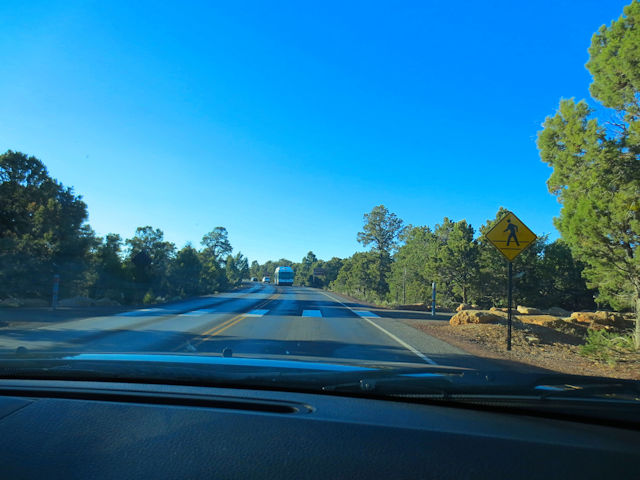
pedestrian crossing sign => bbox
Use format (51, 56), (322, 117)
(485, 211), (537, 261)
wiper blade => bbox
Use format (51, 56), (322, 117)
(322, 369), (477, 394)
(0, 355), (472, 392)
(531, 375), (640, 401)
(322, 370), (640, 401)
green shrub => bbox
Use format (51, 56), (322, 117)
(142, 290), (155, 305)
(580, 329), (636, 365)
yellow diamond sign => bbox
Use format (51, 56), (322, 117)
(485, 211), (537, 261)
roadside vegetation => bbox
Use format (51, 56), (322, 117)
(580, 330), (637, 366)
(0, 150), (249, 305)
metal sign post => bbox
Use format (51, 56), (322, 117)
(51, 274), (60, 310)
(431, 282), (436, 317)
(484, 211), (537, 351)
(403, 267), (406, 305)
(507, 262), (512, 350)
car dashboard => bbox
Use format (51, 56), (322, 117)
(0, 378), (636, 479)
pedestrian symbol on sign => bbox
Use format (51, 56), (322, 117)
(504, 219), (519, 247)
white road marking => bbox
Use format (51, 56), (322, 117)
(319, 291), (437, 365)
(302, 310), (322, 317)
(354, 310), (379, 318)
(246, 309), (269, 317)
(181, 308), (218, 317)
(116, 308), (167, 317)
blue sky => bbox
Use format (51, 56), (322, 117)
(0, 1), (630, 263)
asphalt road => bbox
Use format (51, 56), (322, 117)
(0, 284), (495, 369)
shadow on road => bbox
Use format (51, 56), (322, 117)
(0, 294), (257, 324)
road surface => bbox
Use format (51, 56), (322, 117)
(0, 284), (495, 369)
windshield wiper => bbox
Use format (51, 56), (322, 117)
(0, 355), (472, 392)
(531, 375), (640, 401)
(322, 370), (640, 400)
(322, 370), (481, 395)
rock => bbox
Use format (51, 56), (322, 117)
(592, 311), (627, 329)
(456, 303), (472, 312)
(516, 305), (543, 315)
(95, 297), (120, 306)
(570, 311), (627, 329)
(518, 315), (565, 328)
(0, 298), (22, 308)
(487, 307), (508, 318)
(525, 335), (540, 344)
(570, 311), (592, 324)
(58, 296), (96, 307)
(471, 304), (480, 309)
(449, 310), (502, 326)
(20, 298), (49, 307)
(546, 306), (571, 317)
(0, 298), (49, 308)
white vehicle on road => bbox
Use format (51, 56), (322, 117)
(274, 266), (294, 286)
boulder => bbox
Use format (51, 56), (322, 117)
(546, 306), (571, 317)
(592, 311), (627, 329)
(570, 311), (592, 324)
(456, 303), (472, 312)
(0, 298), (21, 308)
(516, 305), (543, 315)
(58, 296), (96, 307)
(449, 310), (502, 326)
(518, 315), (565, 328)
(570, 311), (627, 329)
(490, 307), (508, 313)
(20, 298), (49, 307)
(95, 297), (120, 307)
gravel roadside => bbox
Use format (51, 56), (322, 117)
(403, 318), (640, 380)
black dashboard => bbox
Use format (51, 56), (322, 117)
(0, 379), (636, 479)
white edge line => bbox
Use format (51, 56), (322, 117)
(319, 291), (437, 365)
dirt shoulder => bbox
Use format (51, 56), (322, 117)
(403, 316), (640, 380)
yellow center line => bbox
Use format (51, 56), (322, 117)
(178, 292), (280, 350)
(192, 313), (245, 346)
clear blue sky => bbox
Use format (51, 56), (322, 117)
(0, 1), (629, 264)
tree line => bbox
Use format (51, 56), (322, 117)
(0, 150), (249, 304)
(248, 253), (344, 289)
(327, 205), (595, 311)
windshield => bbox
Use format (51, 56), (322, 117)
(0, 0), (639, 410)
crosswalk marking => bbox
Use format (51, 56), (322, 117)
(117, 308), (171, 317)
(354, 310), (380, 318)
(302, 310), (322, 317)
(246, 309), (269, 317)
(181, 308), (217, 317)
